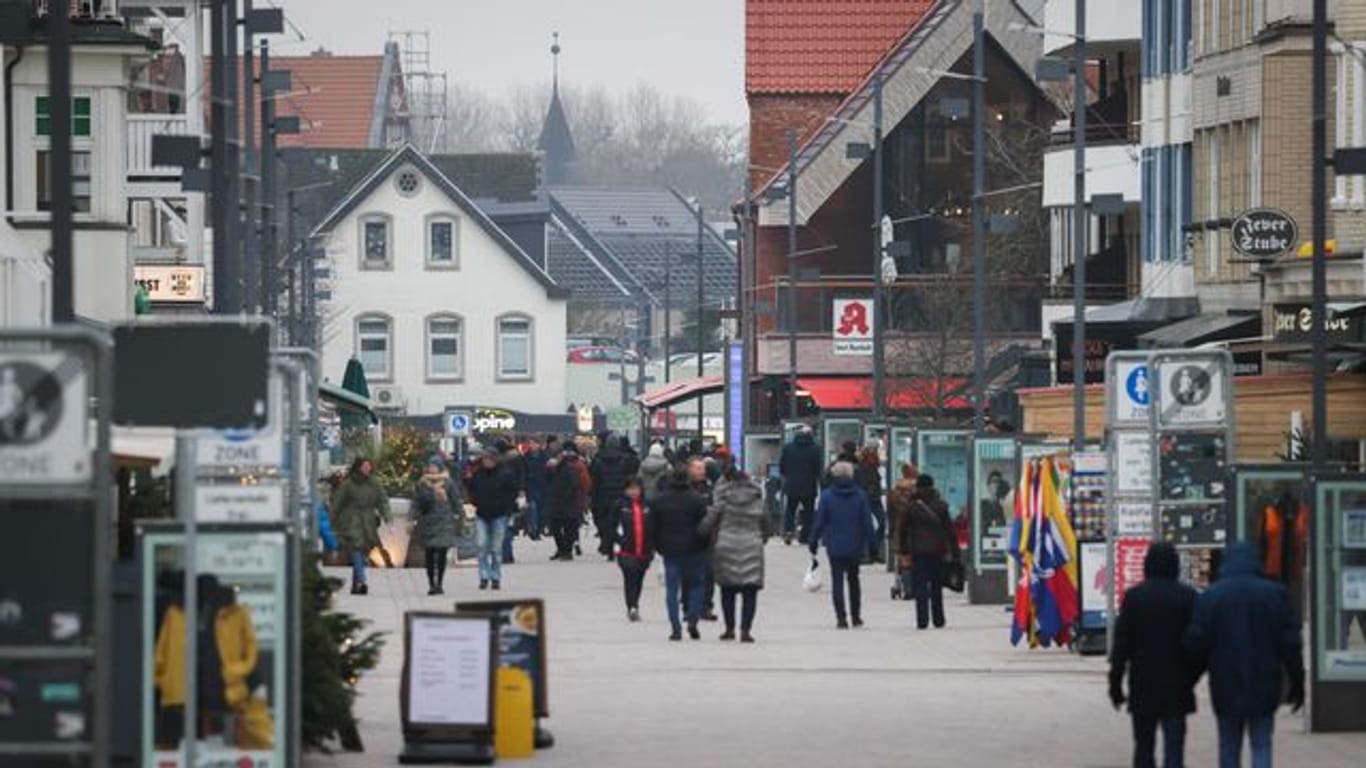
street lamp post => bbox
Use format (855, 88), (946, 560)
(971, 0), (987, 434)
(1311, 0), (1328, 469)
(1071, 0), (1088, 450)
(872, 74), (886, 419)
(695, 201), (706, 442)
(786, 129), (799, 421)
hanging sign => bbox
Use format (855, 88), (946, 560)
(133, 265), (207, 303)
(1230, 208), (1297, 260)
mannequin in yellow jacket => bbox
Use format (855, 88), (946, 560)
(154, 584), (260, 717)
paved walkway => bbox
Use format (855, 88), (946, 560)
(308, 537), (1366, 767)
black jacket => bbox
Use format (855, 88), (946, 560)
(590, 444), (636, 511)
(545, 457), (584, 521)
(779, 433), (823, 498)
(1109, 544), (1201, 717)
(855, 461), (883, 507)
(820, 452), (860, 490)
(649, 479), (709, 558)
(466, 462), (519, 521)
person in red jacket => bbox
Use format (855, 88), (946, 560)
(615, 477), (653, 622)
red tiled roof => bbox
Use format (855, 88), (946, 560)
(746, 0), (937, 95)
(210, 54), (389, 148)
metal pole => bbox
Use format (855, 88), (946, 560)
(241, 0), (258, 312)
(619, 302), (630, 406)
(285, 188), (297, 344)
(47, 8), (73, 321)
(971, 0), (987, 433)
(1311, 0), (1328, 469)
(872, 74), (886, 419)
(226, 0), (242, 312)
(174, 436), (199, 768)
(696, 202), (706, 441)
(210, 0), (235, 313)
(664, 257), (672, 383)
(303, 235), (316, 348)
(260, 39), (277, 318)
(786, 128), (799, 420)
(1072, 0), (1088, 450)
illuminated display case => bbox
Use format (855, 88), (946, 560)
(970, 437), (1016, 572)
(1313, 477), (1366, 683)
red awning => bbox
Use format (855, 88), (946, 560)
(797, 377), (972, 411)
(634, 376), (725, 410)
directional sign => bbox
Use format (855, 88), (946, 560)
(0, 353), (90, 484)
(1154, 354), (1230, 427)
(445, 410), (473, 438)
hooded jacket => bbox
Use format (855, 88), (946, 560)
(703, 476), (768, 588)
(467, 459), (520, 521)
(810, 478), (876, 560)
(413, 471), (462, 549)
(638, 446), (671, 502)
(648, 477), (709, 558)
(590, 442), (635, 511)
(779, 432), (823, 498)
(331, 472), (390, 550)
(1109, 543), (1200, 717)
(1185, 542), (1304, 718)
(900, 486), (957, 560)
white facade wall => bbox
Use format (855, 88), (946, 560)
(319, 163), (568, 417)
(7, 45), (140, 324)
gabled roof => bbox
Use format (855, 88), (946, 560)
(309, 144), (567, 298)
(746, 0), (937, 95)
(545, 214), (635, 302)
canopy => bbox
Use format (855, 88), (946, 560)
(797, 377), (972, 411)
(634, 376), (724, 410)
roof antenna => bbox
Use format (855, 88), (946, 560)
(551, 31), (561, 94)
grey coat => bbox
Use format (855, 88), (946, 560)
(638, 454), (671, 502)
(703, 477), (768, 588)
(413, 473), (462, 549)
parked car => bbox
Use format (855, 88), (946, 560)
(567, 345), (642, 364)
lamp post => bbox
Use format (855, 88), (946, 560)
(695, 199), (706, 442)
(971, 0), (987, 434)
(1071, 0), (1088, 451)
(871, 74), (886, 419)
(787, 129), (799, 421)
(1311, 0), (1328, 469)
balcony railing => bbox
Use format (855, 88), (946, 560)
(127, 113), (194, 179)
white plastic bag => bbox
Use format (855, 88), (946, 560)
(802, 558), (824, 593)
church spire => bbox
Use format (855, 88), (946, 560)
(538, 31), (576, 187)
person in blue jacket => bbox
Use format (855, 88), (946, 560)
(809, 461), (875, 629)
(1185, 541), (1304, 768)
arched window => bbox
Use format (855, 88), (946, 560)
(426, 314), (464, 380)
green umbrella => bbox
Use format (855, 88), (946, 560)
(340, 356), (371, 433)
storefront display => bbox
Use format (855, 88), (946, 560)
(822, 418), (861, 464)
(1229, 465), (1312, 619)
(140, 527), (290, 767)
(1313, 478), (1366, 683)
(971, 438), (1016, 572)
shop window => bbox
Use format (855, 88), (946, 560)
(426, 315), (463, 380)
(36, 150), (92, 213)
(497, 315), (533, 380)
(356, 314), (392, 380)
(427, 216), (458, 267)
(35, 96), (92, 137)
(359, 214), (391, 269)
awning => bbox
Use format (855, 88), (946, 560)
(1330, 302), (1366, 320)
(797, 377), (972, 411)
(1139, 312), (1260, 348)
(319, 381), (377, 422)
(634, 376), (724, 410)
(112, 427), (176, 472)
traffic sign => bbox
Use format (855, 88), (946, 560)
(0, 352), (91, 484)
(1153, 353), (1231, 426)
(446, 410), (473, 438)
(196, 370), (285, 470)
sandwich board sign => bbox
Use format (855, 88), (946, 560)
(0, 352), (91, 484)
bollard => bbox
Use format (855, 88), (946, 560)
(494, 666), (535, 759)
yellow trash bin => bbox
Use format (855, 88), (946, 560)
(494, 666), (535, 759)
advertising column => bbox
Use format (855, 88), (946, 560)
(1104, 352), (1157, 648)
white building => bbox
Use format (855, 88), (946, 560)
(2, 12), (154, 325)
(312, 144), (569, 417)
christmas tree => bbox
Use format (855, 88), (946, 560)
(301, 555), (385, 752)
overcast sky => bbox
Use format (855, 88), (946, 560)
(274, 0), (747, 125)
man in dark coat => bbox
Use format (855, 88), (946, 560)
(546, 446), (584, 561)
(649, 467), (711, 641)
(779, 425), (823, 545)
(521, 436), (552, 540)
(1186, 542), (1304, 768)
(1109, 542), (1200, 768)
(809, 462), (876, 629)
(589, 433), (634, 558)
(686, 457), (718, 621)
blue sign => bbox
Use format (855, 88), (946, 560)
(725, 342), (744, 466)
(1125, 365), (1149, 407)
(445, 410), (472, 438)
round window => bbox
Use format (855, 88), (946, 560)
(395, 169), (422, 197)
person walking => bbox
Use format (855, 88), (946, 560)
(779, 425), (823, 545)
(855, 444), (886, 562)
(522, 436), (552, 541)
(892, 473), (960, 629)
(413, 457), (462, 596)
(615, 477), (653, 622)
(331, 457), (390, 595)
(809, 462), (875, 629)
(649, 466), (710, 641)
(687, 457), (719, 621)
(1185, 542), (1304, 768)
(546, 444), (585, 561)
(1108, 542), (1200, 768)
(702, 465), (767, 643)
(638, 442), (671, 502)
(590, 433), (633, 558)
(466, 448), (519, 590)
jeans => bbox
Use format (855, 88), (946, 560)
(1131, 714), (1187, 768)
(619, 557), (648, 610)
(526, 491), (544, 539)
(1217, 715), (1273, 768)
(828, 556), (863, 622)
(475, 516), (507, 582)
(663, 553), (707, 632)
(502, 515), (516, 561)
(720, 585), (759, 632)
(911, 557), (946, 629)
(784, 493), (815, 540)
(349, 548), (368, 585)
(425, 547), (448, 589)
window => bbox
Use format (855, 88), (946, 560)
(426, 315), (463, 380)
(497, 315), (533, 380)
(924, 103), (952, 164)
(395, 168), (422, 197)
(356, 315), (392, 380)
(36, 150), (92, 212)
(427, 216), (458, 267)
(359, 215), (391, 269)
(35, 96), (91, 137)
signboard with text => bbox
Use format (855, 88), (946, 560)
(1230, 207), (1298, 260)
(133, 265), (207, 304)
(832, 298), (873, 356)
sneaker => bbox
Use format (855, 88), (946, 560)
(491, 581), (501, 591)
(628, 607), (641, 623)
(479, 579), (489, 590)
(836, 618), (849, 630)
(687, 623), (701, 641)
(719, 629), (736, 641)
(740, 631), (755, 644)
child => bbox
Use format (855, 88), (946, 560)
(615, 477), (653, 622)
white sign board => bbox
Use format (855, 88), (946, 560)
(445, 410), (472, 438)
(1114, 431), (1153, 495)
(1111, 360), (1150, 425)
(195, 483), (286, 523)
(407, 615), (492, 727)
(196, 372), (285, 469)
(1116, 502), (1154, 536)
(0, 353), (91, 484)
(832, 298), (874, 356)
(1154, 356), (1229, 426)
(133, 264), (206, 303)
